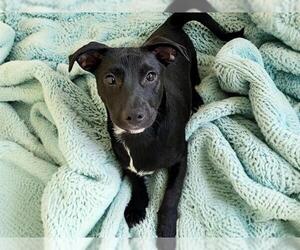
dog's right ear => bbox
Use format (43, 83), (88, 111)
(68, 42), (109, 73)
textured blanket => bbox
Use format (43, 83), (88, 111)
(0, 10), (300, 250)
(0, 0), (171, 12)
(0, 0), (299, 12)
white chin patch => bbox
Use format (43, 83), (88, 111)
(113, 124), (145, 135)
(128, 128), (145, 134)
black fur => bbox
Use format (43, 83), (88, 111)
(69, 13), (243, 238)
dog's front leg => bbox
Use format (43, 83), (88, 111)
(157, 153), (187, 238)
(124, 171), (149, 228)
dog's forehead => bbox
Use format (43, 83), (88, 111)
(108, 47), (156, 65)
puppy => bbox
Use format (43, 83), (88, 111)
(69, 13), (243, 237)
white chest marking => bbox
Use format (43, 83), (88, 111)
(123, 145), (154, 177)
(112, 124), (153, 176)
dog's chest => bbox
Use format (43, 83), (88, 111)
(122, 144), (155, 176)
(114, 132), (166, 176)
(110, 120), (182, 176)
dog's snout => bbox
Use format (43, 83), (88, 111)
(115, 95), (156, 131)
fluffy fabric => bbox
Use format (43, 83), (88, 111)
(0, 10), (300, 250)
(0, 0), (171, 12)
(209, 0), (300, 11)
(0, 22), (14, 63)
(1, 0), (299, 12)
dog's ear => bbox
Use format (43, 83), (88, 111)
(68, 42), (109, 73)
(143, 36), (190, 66)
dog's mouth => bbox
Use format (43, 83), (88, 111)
(113, 124), (145, 135)
(127, 128), (146, 134)
(112, 112), (157, 135)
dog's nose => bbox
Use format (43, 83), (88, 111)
(126, 113), (144, 122)
(125, 111), (145, 124)
(122, 108), (146, 125)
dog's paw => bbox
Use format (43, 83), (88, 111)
(157, 210), (177, 238)
(157, 222), (176, 238)
(124, 204), (147, 228)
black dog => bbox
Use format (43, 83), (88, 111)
(69, 13), (243, 237)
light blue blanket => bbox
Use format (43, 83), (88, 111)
(0, 10), (300, 250)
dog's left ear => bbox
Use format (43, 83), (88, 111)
(143, 36), (190, 66)
(68, 41), (109, 73)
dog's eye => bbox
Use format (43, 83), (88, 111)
(146, 72), (157, 82)
(104, 74), (116, 85)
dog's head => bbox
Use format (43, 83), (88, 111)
(69, 38), (189, 134)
